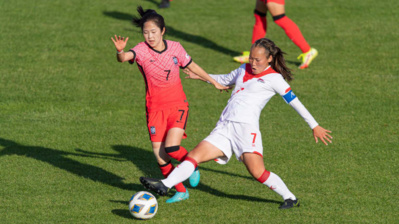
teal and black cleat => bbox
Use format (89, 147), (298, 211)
(166, 190), (189, 203)
(279, 199), (300, 209)
(189, 167), (200, 187)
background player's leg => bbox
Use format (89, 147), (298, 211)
(267, 2), (311, 53)
(233, 0), (267, 64)
(252, 0), (268, 44)
(267, 2), (317, 69)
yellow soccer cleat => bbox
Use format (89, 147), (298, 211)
(297, 48), (318, 69)
(233, 51), (250, 64)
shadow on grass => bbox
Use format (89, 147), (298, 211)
(106, 145), (281, 205)
(103, 11), (240, 56)
(286, 60), (301, 68)
(0, 137), (142, 191)
(196, 182), (281, 204)
(111, 209), (133, 220)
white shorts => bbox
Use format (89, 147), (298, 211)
(204, 121), (263, 164)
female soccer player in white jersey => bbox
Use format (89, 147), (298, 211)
(111, 6), (228, 204)
(140, 38), (332, 209)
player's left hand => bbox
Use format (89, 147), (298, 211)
(312, 125), (332, 145)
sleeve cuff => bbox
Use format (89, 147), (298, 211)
(180, 58), (193, 69)
(128, 50), (136, 64)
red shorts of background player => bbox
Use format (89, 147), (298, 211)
(260, 0), (285, 5)
(146, 106), (189, 142)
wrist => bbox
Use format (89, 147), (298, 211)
(117, 49), (124, 54)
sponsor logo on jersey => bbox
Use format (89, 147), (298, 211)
(185, 53), (190, 59)
(173, 57), (178, 65)
(150, 126), (156, 135)
(150, 59), (155, 62)
(257, 78), (265, 83)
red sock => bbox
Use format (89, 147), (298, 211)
(252, 11), (267, 44)
(274, 15), (311, 53)
(159, 162), (186, 192)
(165, 146), (188, 162)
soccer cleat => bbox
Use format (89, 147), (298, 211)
(279, 199), (300, 209)
(189, 167), (200, 187)
(297, 48), (318, 69)
(233, 51), (250, 64)
(158, 0), (170, 8)
(140, 177), (170, 196)
(165, 190), (189, 203)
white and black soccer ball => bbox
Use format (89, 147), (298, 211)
(129, 191), (158, 220)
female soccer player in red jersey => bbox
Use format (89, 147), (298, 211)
(111, 6), (228, 203)
(140, 38), (332, 209)
(234, 0), (318, 69)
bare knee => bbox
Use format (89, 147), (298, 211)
(242, 152), (266, 179)
(152, 142), (170, 164)
(266, 2), (285, 16)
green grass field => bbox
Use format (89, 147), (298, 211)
(1, 0), (398, 223)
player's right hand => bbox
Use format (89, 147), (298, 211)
(111, 35), (129, 51)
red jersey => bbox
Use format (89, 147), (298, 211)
(129, 40), (192, 112)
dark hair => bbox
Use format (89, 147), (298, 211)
(132, 6), (166, 33)
(252, 38), (293, 81)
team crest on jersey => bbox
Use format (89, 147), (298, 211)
(172, 57), (178, 65)
(150, 126), (156, 135)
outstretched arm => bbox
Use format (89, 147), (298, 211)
(111, 35), (134, 63)
(185, 62), (229, 91)
(272, 76), (333, 146)
(289, 98), (332, 145)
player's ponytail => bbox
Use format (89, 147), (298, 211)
(132, 6), (166, 33)
(253, 38), (293, 81)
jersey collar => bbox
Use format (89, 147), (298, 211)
(145, 40), (168, 54)
(243, 64), (276, 83)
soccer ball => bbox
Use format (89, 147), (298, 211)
(129, 191), (158, 220)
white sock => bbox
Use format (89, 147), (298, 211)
(263, 172), (296, 200)
(161, 161), (195, 188)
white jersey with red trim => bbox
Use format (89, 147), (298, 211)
(209, 64), (318, 129)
